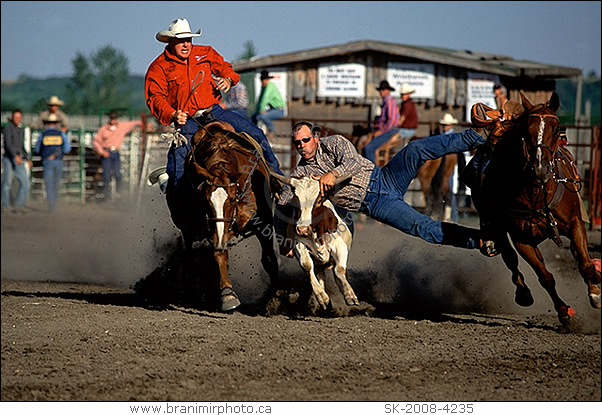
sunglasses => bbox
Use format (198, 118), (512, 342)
(293, 136), (312, 147)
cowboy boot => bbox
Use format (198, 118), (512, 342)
(470, 103), (503, 141)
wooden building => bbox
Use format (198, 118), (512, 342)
(234, 40), (582, 137)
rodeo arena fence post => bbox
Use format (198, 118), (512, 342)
(1, 112), (600, 229)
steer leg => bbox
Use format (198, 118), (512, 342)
(296, 243), (330, 309)
(330, 238), (360, 306)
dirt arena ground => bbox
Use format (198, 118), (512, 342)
(1, 195), (600, 402)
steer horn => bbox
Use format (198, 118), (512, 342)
(269, 171), (291, 185)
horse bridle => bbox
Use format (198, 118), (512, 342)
(527, 112), (559, 174)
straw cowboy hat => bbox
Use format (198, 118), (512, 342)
(43, 113), (59, 123)
(156, 18), (202, 43)
(439, 113), (458, 125)
(399, 83), (416, 95)
(376, 80), (395, 91)
(47, 96), (64, 106)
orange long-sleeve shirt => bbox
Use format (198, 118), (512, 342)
(145, 45), (240, 126)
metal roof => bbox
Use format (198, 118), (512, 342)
(233, 40), (582, 79)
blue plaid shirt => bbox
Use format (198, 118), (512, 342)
(278, 135), (375, 211)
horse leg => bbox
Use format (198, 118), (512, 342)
(256, 226), (280, 303)
(513, 241), (575, 324)
(214, 250), (240, 312)
(497, 233), (534, 307)
(567, 221), (601, 309)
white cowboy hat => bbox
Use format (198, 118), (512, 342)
(43, 113), (59, 123)
(399, 83), (415, 95)
(156, 18), (202, 43)
(47, 96), (64, 106)
(439, 113), (458, 125)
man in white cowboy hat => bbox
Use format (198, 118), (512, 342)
(145, 18), (283, 185)
(145, 17), (283, 226)
(31, 95), (70, 132)
(397, 82), (418, 138)
(438, 113), (465, 222)
(33, 113), (71, 212)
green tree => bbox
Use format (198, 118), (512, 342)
(237, 41), (257, 112)
(237, 40), (257, 60)
(65, 45), (132, 115)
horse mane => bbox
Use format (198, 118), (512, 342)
(190, 121), (269, 177)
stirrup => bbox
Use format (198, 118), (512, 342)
(147, 166), (167, 186)
(480, 240), (500, 257)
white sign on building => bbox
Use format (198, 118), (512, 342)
(386, 62), (435, 100)
(254, 69), (288, 115)
(465, 72), (499, 122)
(317, 63), (366, 98)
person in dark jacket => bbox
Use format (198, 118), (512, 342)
(1, 109), (32, 213)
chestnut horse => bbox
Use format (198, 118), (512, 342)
(170, 121), (279, 312)
(475, 92), (600, 324)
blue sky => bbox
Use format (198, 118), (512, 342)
(1, 1), (600, 80)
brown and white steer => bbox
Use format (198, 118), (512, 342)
(280, 176), (360, 310)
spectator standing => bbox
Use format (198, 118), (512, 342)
(31, 96), (70, 132)
(438, 113), (463, 222)
(220, 81), (249, 118)
(34, 114), (71, 212)
(252, 70), (285, 140)
(93, 111), (143, 201)
(1, 109), (32, 214)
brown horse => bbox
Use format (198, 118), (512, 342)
(170, 121), (279, 312)
(475, 92), (601, 324)
(416, 153), (457, 220)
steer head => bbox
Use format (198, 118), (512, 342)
(271, 173), (342, 241)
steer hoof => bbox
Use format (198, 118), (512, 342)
(221, 287), (241, 312)
(345, 295), (360, 307)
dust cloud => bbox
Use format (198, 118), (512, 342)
(2, 197), (600, 332)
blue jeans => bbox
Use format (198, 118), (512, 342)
(42, 158), (64, 212)
(359, 129), (485, 248)
(167, 105), (283, 186)
(252, 108), (284, 133)
(1, 156), (29, 208)
(364, 128), (416, 163)
(101, 151), (121, 200)
(229, 108), (248, 119)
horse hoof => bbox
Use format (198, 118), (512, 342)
(515, 289), (534, 307)
(558, 306), (577, 325)
(221, 288), (241, 312)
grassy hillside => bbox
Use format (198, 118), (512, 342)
(1, 74), (148, 115)
(2, 75), (600, 125)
